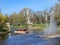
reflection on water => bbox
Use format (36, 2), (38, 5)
(0, 34), (9, 40)
(0, 33), (60, 45)
(0, 28), (60, 45)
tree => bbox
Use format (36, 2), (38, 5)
(9, 13), (18, 24)
(54, 3), (60, 25)
(20, 8), (33, 21)
(0, 12), (7, 28)
(17, 12), (26, 24)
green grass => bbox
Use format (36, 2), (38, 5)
(0, 28), (8, 32)
(10, 24), (60, 34)
(19, 25), (27, 29)
(11, 24), (27, 29)
(32, 24), (46, 33)
(11, 23), (46, 29)
(32, 23), (46, 29)
(58, 25), (60, 28)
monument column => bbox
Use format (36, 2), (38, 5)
(6, 22), (10, 32)
(26, 9), (33, 34)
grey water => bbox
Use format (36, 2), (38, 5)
(44, 10), (57, 35)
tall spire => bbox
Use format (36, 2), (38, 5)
(27, 9), (30, 24)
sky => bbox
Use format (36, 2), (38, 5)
(0, 0), (58, 15)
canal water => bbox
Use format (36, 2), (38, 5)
(0, 28), (60, 45)
(0, 33), (60, 45)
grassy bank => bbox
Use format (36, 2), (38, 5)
(32, 23), (46, 29)
(0, 28), (8, 32)
(11, 24), (60, 33)
(11, 24), (27, 29)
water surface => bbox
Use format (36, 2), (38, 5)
(0, 34), (60, 45)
